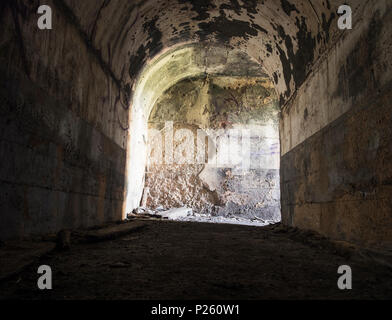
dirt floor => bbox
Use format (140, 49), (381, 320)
(0, 220), (391, 300)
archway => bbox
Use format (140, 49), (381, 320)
(125, 44), (281, 225)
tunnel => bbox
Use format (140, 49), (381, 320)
(0, 0), (392, 300)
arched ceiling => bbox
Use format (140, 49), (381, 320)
(134, 44), (269, 119)
(62, 0), (362, 105)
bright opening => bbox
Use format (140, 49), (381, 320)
(125, 45), (281, 226)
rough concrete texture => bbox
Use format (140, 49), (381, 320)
(55, 0), (346, 104)
(0, 0), (128, 239)
(146, 76), (280, 221)
(280, 0), (392, 246)
(0, 0), (391, 247)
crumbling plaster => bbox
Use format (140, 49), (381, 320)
(61, 0), (350, 105)
(145, 75), (281, 221)
(1, 0), (391, 245)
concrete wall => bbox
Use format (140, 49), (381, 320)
(2, 0), (391, 246)
(0, 0), (128, 239)
(146, 76), (281, 221)
(280, 1), (392, 246)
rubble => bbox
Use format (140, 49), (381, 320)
(160, 207), (193, 219)
(128, 206), (275, 227)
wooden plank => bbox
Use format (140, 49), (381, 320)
(80, 221), (147, 243)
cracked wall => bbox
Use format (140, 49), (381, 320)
(145, 76), (280, 221)
(0, 0), (128, 239)
(280, 1), (392, 245)
(0, 0), (391, 246)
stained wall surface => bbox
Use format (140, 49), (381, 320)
(280, 1), (392, 245)
(0, 0), (128, 239)
(1, 0), (391, 245)
(146, 76), (280, 221)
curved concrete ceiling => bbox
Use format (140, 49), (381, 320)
(61, 0), (362, 105)
(134, 44), (268, 118)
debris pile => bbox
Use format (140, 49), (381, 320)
(127, 206), (274, 226)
